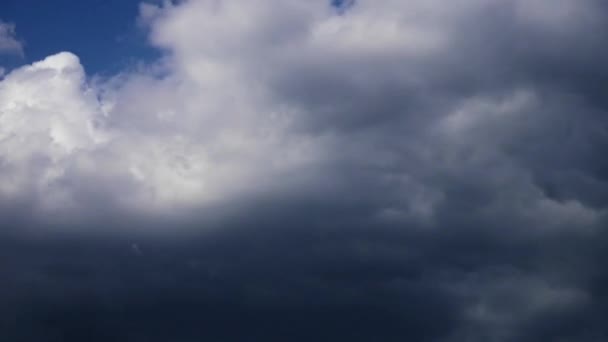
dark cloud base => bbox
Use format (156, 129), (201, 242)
(2, 202), (607, 342)
(2, 227), (455, 342)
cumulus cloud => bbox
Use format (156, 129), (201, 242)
(2, 0), (608, 341)
(0, 41), (325, 224)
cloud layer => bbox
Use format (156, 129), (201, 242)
(2, 0), (608, 341)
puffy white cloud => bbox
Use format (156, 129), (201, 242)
(1, 0), (606, 229)
(0, 50), (326, 221)
(0, 53), (102, 204)
(0, 4), (332, 222)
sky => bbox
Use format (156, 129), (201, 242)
(0, 0), (158, 73)
(1, 1), (608, 341)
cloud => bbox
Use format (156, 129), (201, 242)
(0, 20), (23, 55)
(1, 0), (608, 341)
(0, 46), (326, 225)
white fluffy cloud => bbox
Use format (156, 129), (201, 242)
(0, 52), (324, 221)
(0, 2), (335, 222)
(0, 0), (605, 228)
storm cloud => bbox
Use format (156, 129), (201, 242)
(1, 0), (608, 341)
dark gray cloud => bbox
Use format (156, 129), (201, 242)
(2, 0), (608, 341)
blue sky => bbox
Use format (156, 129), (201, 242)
(0, 0), (159, 74)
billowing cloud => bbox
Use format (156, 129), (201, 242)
(2, 1), (608, 341)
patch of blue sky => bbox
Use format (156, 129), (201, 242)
(0, 0), (160, 75)
(331, 0), (356, 14)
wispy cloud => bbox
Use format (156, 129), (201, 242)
(0, 20), (23, 55)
